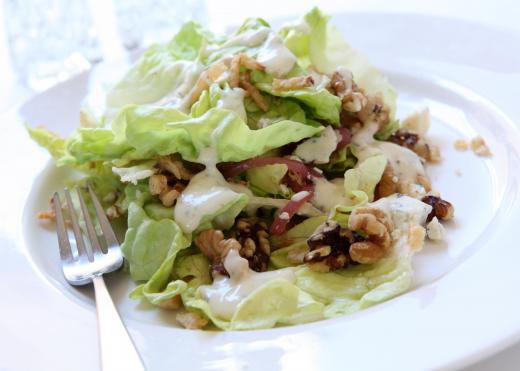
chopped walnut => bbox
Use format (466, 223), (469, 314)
(195, 229), (239, 261)
(151, 156), (192, 207)
(157, 156), (193, 180)
(272, 75), (314, 91)
(158, 295), (182, 310)
(389, 131), (441, 163)
(240, 72), (269, 111)
(37, 196), (65, 221)
(195, 229), (241, 279)
(149, 174), (168, 195)
(470, 136), (492, 156)
(454, 139), (468, 151)
(233, 218), (271, 272)
(159, 188), (180, 207)
(304, 220), (352, 272)
(176, 312), (208, 330)
(329, 70), (367, 113)
(37, 210), (55, 220)
(348, 207), (394, 264)
(375, 163), (398, 199)
(421, 195), (454, 222)
(375, 163), (431, 200)
(357, 94), (390, 128)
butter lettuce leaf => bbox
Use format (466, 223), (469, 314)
(252, 71), (341, 124)
(295, 241), (413, 317)
(182, 278), (323, 330)
(121, 202), (190, 282)
(246, 164), (289, 197)
(279, 7), (397, 118)
(106, 21), (211, 108)
(344, 154), (387, 202)
(27, 126), (66, 158)
(62, 106), (322, 165)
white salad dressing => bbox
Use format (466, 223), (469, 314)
(312, 177), (347, 211)
(256, 32), (297, 77)
(294, 126), (340, 164)
(174, 146), (247, 233)
(352, 121), (426, 187)
(200, 249), (295, 320)
(174, 166), (243, 233)
(216, 87), (247, 122)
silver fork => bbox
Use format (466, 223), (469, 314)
(53, 184), (145, 371)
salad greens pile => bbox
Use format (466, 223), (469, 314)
(29, 8), (450, 330)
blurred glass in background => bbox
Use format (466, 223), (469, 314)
(114, 0), (207, 50)
(5, 0), (100, 91)
(3, 0), (207, 91)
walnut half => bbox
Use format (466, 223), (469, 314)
(303, 220), (352, 272)
(348, 207), (394, 264)
(232, 218), (271, 272)
(421, 195), (454, 222)
(195, 229), (241, 279)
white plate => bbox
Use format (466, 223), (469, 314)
(2, 12), (520, 371)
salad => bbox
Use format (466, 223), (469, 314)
(29, 8), (454, 330)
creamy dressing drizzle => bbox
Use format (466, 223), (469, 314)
(174, 166), (242, 233)
(256, 32), (297, 77)
(294, 126), (339, 164)
(352, 121), (426, 185)
(216, 87), (247, 122)
(312, 177), (347, 211)
(200, 249), (295, 320)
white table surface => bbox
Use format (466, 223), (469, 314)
(0, 0), (518, 369)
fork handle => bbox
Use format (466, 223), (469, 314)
(93, 276), (146, 371)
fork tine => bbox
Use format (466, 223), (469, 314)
(87, 183), (119, 248)
(76, 188), (104, 256)
(64, 188), (91, 261)
(52, 193), (72, 262)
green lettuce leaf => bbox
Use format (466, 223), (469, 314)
(295, 243), (413, 317)
(64, 106), (323, 165)
(328, 154), (387, 225)
(245, 95), (308, 129)
(344, 154), (387, 202)
(106, 21), (212, 108)
(270, 216), (328, 268)
(318, 144), (357, 177)
(173, 253), (212, 287)
(270, 215), (328, 248)
(279, 7), (397, 118)
(374, 120), (400, 141)
(182, 278), (323, 330)
(246, 164), (289, 196)
(121, 202), (190, 282)
(27, 126), (66, 158)
(252, 71), (341, 124)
